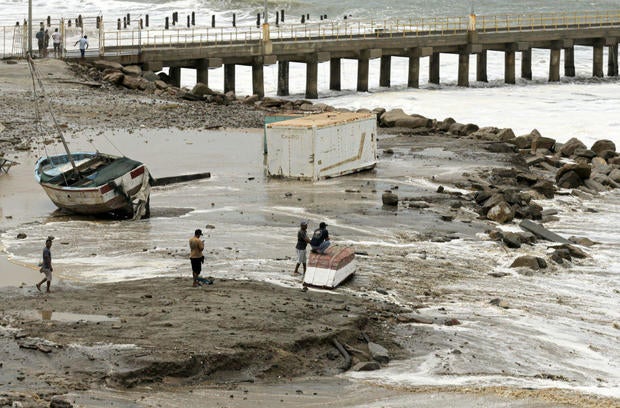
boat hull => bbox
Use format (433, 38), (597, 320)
(303, 246), (356, 289)
(35, 153), (151, 217)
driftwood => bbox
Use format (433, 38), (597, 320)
(331, 338), (351, 370)
(151, 172), (211, 187)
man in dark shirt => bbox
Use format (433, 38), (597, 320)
(310, 222), (331, 254)
(294, 221), (310, 275)
(36, 237), (53, 293)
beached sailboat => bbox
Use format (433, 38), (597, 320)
(28, 57), (151, 219)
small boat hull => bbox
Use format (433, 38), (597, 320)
(35, 153), (151, 217)
(303, 246), (356, 289)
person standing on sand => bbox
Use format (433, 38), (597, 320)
(294, 220), (310, 276)
(35, 27), (45, 57)
(36, 237), (53, 293)
(310, 222), (331, 254)
(43, 29), (50, 57)
(74, 35), (88, 58)
(51, 28), (61, 58)
(189, 229), (205, 287)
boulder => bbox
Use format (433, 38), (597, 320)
(191, 82), (214, 97)
(379, 109), (410, 127)
(382, 192), (399, 206)
(501, 232), (522, 248)
(558, 137), (587, 157)
(243, 95), (260, 105)
(487, 201), (514, 224)
(551, 244), (588, 259)
(609, 168), (620, 183)
(352, 361), (382, 371)
(496, 128), (516, 141)
(591, 139), (616, 155)
(583, 178), (607, 193)
(568, 236), (597, 247)
(556, 163), (591, 182)
(154, 80), (169, 90)
(93, 60), (123, 71)
(121, 75), (142, 90)
(142, 70), (159, 82)
(448, 122), (467, 136)
(300, 103), (322, 112)
(393, 116), (432, 129)
(368, 342), (390, 363)
(557, 171), (583, 188)
(261, 97), (285, 108)
(510, 255), (547, 270)
(121, 65), (142, 76)
(490, 298), (510, 309)
(103, 71), (124, 85)
(531, 180), (555, 198)
(512, 134), (534, 149)
(437, 117), (456, 131)
(531, 135), (556, 152)
(574, 148), (597, 160)
(50, 396), (74, 408)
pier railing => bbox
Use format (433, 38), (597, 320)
(3, 10), (620, 58)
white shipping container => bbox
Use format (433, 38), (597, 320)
(266, 112), (377, 181)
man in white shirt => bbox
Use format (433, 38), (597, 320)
(51, 28), (61, 58)
(74, 35), (88, 58)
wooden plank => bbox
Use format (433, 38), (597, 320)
(519, 219), (571, 244)
(151, 172), (211, 187)
(0, 157), (19, 174)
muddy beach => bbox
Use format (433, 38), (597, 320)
(1, 59), (619, 408)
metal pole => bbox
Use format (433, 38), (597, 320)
(264, 0), (268, 25)
(28, 0), (32, 55)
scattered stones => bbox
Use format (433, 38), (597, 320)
(489, 298), (510, 309)
(16, 233), (26, 239)
(368, 342), (390, 363)
(444, 318), (461, 326)
(352, 361), (381, 371)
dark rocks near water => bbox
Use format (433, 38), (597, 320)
(510, 255), (547, 270)
(381, 191), (399, 206)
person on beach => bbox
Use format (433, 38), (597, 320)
(43, 29), (50, 57)
(294, 220), (311, 276)
(36, 237), (53, 293)
(74, 35), (88, 58)
(310, 222), (331, 254)
(189, 229), (205, 287)
(35, 28), (45, 57)
(51, 28), (61, 58)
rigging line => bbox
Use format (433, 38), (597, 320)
(102, 133), (126, 157)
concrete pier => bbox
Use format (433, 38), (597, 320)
(429, 52), (440, 84)
(505, 50), (516, 84)
(476, 50), (487, 82)
(224, 64), (235, 93)
(85, 12), (620, 99)
(277, 60), (289, 96)
(458, 51), (469, 87)
(330, 58), (341, 90)
(564, 47), (575, 77)
(608, 43), (618, 76)
(593, 40), (604, 78)
(380, 56), (391, 87)
(521, 49), (532, 80)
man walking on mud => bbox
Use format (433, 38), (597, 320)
(189, 229), (205, 287)
(36, 237), (53, 293)
(294, 220), (310, 276)
(74, 35), (88, 58)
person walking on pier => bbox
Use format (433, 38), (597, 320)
(74, 35), (88, 58)
(35, 28), (45, 57)
(51, 28), (61, 58)
(36, 237), (54, 293)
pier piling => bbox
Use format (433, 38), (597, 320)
(277, 61), (289, 96)
(330, 58), (341, 90)
(379, 56), (391, 87)
(429, 52), (440, 84)
(476, 50), (487, 82)
(224, 64), (235, 93)
(521, 49), (532, 80)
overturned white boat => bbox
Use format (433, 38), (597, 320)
(35, 152), (151, 218)
(303, 246), (356, 289)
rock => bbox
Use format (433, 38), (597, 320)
(531, 180), (555, 198)
(552, 244), (588, 259)
(584, 178), (607, 193)
(556, 163), (591, 182)
(243, 95), (260, 105)
(512, 134), (534, 149)
(381, 192), (398, 206)
(444, 318), (461, 326)
(591, 139), (616, 156)
(261, 97), (285, 108)
(393, 115), (432, 129)
(501, 232), (522, 248)
(558, 137), (587, 157)
(93, 60), (123, 71)
(568, 236), (597, 247)
(510, 255), (547, 270)
(489, 298), (510, 309)
(154, 80), (169, 90)
(531, 134), (556, 151)
(574, 148), (597, 160)
(102, 71), (124, 85)
(16, 233), (27, 239)
(142, 70), (159, 82)
(191, 82), (214, 97)
(488, 272), (510, 278)
(496, 128), (516, 141)
(448, 122), (467, 136)
(376, 288), (389, 295)
(609, 169), (620, 183)
(300, 103), (322, 112)
(557, 170), (583, 188)
(50, 396), (73, 408)
(397, 313), (433, 324)
(205, 224), (215, 229)
(437, 117), (456, 131)
(352, 361), (381, 371)
(551, 248), (571, 263)
(379, 108), (409, 127)
(121, 75), (143, 90)
(121, 65), (142, 76)
(486, 202), (514, 224)
(368, 342), (390, 363)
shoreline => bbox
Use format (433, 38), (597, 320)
(1, 59), (619, 407)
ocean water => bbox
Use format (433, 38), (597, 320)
(1, 0), (620, 402)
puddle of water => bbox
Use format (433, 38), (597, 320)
(28, 310), (120, 323)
